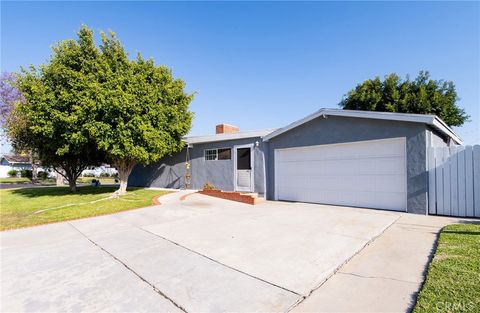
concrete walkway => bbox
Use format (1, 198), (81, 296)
(292, 213), (473, 312)
(1, 190), (476, 312)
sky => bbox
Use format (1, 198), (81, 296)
(1, 1), (479, 154)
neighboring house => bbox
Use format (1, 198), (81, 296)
(81, 164), (118, 177)
(0, 155), (115, 179)
(129, 108), (462, 215)
(0, 155), (32, 178)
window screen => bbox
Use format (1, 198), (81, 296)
(204, 149), (217, 161)
(218, 148), (231, 160)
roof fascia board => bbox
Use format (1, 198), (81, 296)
(185, 130), (276, 146)
(263, 108), (462, 144)
(325, 109), (435, 124)
(263, 109), (324, 142)
(432, 118), (463, 145)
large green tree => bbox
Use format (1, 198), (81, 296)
(92, 30), (194, 194)
(14, 27), (106, 191)
(0, 72), (39, 183)
(340, 71), (469, 126)
(14, 25), (193, 194)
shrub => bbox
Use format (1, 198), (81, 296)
(203, 182), (216, 190)
(83, 173), (95, 177)
(99, 172), (110, 178)
(37, 171), (49, 180)
(7, 169), (18, 177)
(20, 169), (32, 178)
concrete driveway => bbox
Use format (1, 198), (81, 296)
(1, 191), (469, 312)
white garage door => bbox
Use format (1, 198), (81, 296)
(275, 138), (407, 211)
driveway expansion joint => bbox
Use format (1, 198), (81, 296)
(101, 207), (301, 297)
(139, 227), (302, 297)
(286, 215), (402, 312)
(67, 222), (189, 313)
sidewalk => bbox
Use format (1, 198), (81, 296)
(292, 214), (472, 313)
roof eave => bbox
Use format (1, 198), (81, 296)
(184, 129), (278, 146)
(262, 108), (462, 144)
(432, 117), (463, 145)
(263, 109), (324, 142)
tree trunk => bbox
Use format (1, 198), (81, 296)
(68, 179), (77, 192)
(55, 167), (65, 186)
(54, 167), (77, 192)
(56, 173), (64, 186)
(114, 158), (136, 195)
(29, 151), (38, 183)
(63, 170), (78, 192)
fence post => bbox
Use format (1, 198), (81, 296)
(457, 146), (466, 217)
(473, 145), (480, 217)
(435, 147), (444, 215)
(465, 146), (474, 217)
(428, 147), (436, 215)
(443, 147), (452, 216)
(450, 146), (459, 216)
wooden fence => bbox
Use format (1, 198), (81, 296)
(428, 145), (480, 217)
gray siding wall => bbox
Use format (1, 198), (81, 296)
(129, 137), (267, 195)
(429, 129), (450, 148)
(129, 149), (187, 189)
(266, 116), (428, 214)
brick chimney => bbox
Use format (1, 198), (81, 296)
(216, 123), (239, 134)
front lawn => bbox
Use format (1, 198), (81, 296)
(76, 177), (118, 185)
(414, 223), (480, 313)
(0, 177), (57, 185)
(0, 186), (170, 231)
(0, 177), (32, 183)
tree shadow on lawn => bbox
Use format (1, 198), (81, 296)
(8, 186), (140, 198)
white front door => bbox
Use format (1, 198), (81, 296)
(274, 138), (407, 211)
(234, 144), (254, 192)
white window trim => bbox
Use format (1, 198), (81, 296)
(204, 148), (232, 161)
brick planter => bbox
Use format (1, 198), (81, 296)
(199, 189), (258, 205)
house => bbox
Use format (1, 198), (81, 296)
(0, 155), (32, 178)
(129, 109), (462, 214)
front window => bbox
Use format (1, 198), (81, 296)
(204, 149), (217, 160)
(204, 148), (231, 161)
(218, 148), (231, 160)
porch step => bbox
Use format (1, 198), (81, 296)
(199, 190), (263, 205)
(240, 192), (259, 198)
(240, 193), (265, 204)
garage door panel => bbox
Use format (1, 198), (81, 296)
(372, 175), (407, 192)
(279, 152), (405, 162)
(279, 140), (405, 162)
(278, 187), (405, 211)
(355, 191), (405, 211)
(279, 174), (406, 193)
(279, 175), (405, 194)
(279, 157), (405, 176)
(275, 138), (407, 211)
